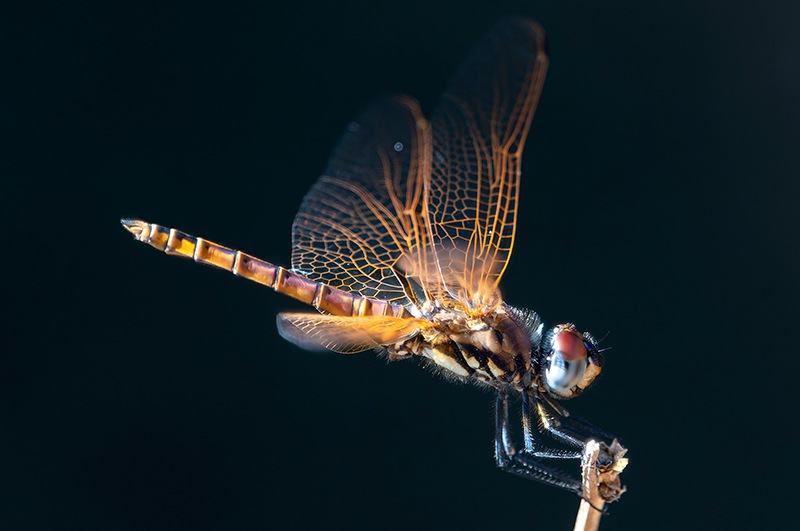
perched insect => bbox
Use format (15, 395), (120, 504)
(123, 17), (619, 493)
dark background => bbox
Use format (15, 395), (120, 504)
(5, 0), (799, 529)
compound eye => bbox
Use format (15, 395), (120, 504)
(544, 329), (588, 397)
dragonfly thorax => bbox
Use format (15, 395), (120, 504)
(397, 304), (540, 388)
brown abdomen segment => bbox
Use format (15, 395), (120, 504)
(121, 219), (412, 319)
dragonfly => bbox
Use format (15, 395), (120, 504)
(123, 17), (618, 494)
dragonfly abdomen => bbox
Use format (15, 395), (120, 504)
(121, 219), (412, 319)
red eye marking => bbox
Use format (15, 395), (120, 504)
(553, 329), (587, 361)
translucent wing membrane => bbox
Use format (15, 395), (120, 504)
(292, 18), (546, 319)
(428, 18), (548, 311)
(291, 96), (434, 309)
(276, 313), (430, 354)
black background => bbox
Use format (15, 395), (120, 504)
(5, 1), (799, 529)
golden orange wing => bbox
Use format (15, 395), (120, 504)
(291, 19), (547, 317)
(427, 18), (548, 312)
(276, 313), (431, 354)
(291, 96), (435, 309)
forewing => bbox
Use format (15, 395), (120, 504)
(428, 18), (548, 311)
(276, 313), (430, 354)
(291, 96), (434, 309)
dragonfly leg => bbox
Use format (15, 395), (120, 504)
(494, 390), (582, 493)
(533, 391), (619, 449)
(521, 390), (583, 458)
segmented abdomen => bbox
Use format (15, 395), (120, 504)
(121, 219), (413, 319)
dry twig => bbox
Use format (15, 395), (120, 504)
(572, 439), (628, 531)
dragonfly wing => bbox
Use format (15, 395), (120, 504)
(276, 312), (430, 354)
(428, 18), (548, 312)
(291, 96), (435, 309)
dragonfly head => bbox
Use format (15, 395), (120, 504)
(540, 324), (602, 399)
